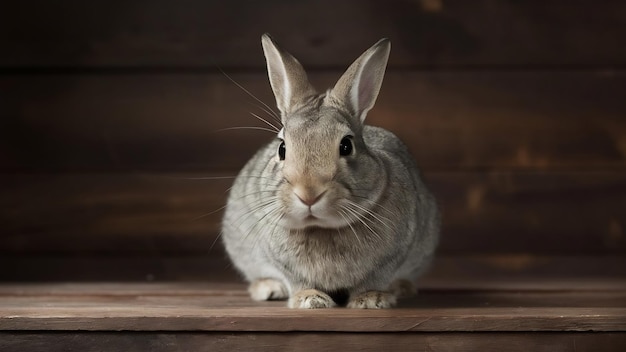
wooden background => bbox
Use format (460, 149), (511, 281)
(1, 0), (625, 281)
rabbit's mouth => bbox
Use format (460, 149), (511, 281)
(302, 213), (326, 227)
(282, 208), (348, 230)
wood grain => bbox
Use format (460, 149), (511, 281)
(1, 0), (625, 68)
(1, 332), (625, 352)
(0, 285), (626, 332)
(1, 255), (625, 286)
(1, 172), (624, 255)
(2, 307), (625, 332)
(1, 71), (625, 172)
(0, 282), (625, 332)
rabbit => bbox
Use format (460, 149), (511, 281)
(221, 33), (440, 309)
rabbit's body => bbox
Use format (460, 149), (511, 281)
(222, 34), (439, 309)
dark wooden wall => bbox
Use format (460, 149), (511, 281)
(1, 0), (625, 280)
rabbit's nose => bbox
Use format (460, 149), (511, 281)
(294, 189), (327, 206)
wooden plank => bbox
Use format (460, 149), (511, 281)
(1, 171), (624, 255)
(1, 255), (625, 287)
(1, 332), (625, 352)
(1, 1), (625, 68)
(1, 307), (625, 332)
(3, 282), (626, 306)
(0, 174), (232, 253)
(1, 71), (625, 172)
(0, 282), (625, 332)
(432, 171), (626, 254)
(0, 254), (240, 282)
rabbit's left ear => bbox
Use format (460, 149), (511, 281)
(261, 33), (317, 117)
(329, 39), (391, 123)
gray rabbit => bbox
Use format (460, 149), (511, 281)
(222, 34), (439, 309)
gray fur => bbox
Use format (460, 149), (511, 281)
(222, 34), (440, 309)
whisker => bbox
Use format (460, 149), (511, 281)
(352, 195), (396, 217)
(141, 174), (236, 181)
(191, 177), (279, 221)
(196, 195), (277, 231)
(209, 230), (224, 252)
(338, 209), (362, 247)
(218, 67), (280, 119)
(234, 198), (279, 230)
(176, 176), (237, 180)
(346, 201), (395, 232)
(239, 173), (280, 179)
(343, 205), (381, 242)
(243, 202), (282, 247)
(249, 111), (280, 132)
(266, 209), (284, 242)
(247, 101), (282, 126)
(232, 189), (279, 202)
(216, 126), (278, 134)
(192, 205), (227, 221)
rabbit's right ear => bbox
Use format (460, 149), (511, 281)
(261, 34), (317, 117)
(329, 39), (390, 124)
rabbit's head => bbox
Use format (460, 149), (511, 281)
(261, 34), (391, 230)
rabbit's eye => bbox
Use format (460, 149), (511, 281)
(278, 141), (286, 160)
(339, 137), (353, 156)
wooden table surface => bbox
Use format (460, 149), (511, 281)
(1, 280), (625, 351)
(1, 281), (625, 332)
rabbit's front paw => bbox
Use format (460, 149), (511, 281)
(288, 289), (336, 309)
(248, 278), (289, 301)
(347, 291), (396, 309)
